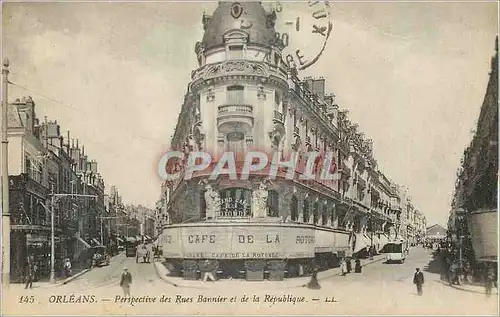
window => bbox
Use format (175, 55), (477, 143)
(200, 190), (207, 219)
(313, 202), (319, 224)
(228, 45), (244, 60)
(219, 188), (252, 217)
(303, 201), (309, 222)
(227, 85), (244, 104)
(267, 190), (279, 217)
(322, 205), (328, 225)
(226, 132), (246, 155)
(291, 196), (298, 221)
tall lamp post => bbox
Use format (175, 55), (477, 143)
(1, 58), (10, 287)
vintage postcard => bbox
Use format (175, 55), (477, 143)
(1, 0), (498, 315)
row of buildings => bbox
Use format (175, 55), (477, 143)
(447, 38), (498, 277)
(4, 96), (155, 282)
(154, 2), (426, 278)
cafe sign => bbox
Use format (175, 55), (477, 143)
(159, 224), (315, 259)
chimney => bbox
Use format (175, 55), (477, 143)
(67, 131), (71, 153)
(312, 78), (325, 98)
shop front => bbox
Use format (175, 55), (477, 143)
(160, 223), (315, 280)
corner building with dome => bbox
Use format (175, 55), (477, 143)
(157, 1), (426, 281)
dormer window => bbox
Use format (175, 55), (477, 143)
(228, 45), (244, 60)
(223, 29), (249, 61)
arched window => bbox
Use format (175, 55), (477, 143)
(291, 196), (298, 221)
(322, 204), (328, 225)
(227, 85), (244, 104)
(219, 187), (252, 217)
(303, 201), (309, 223)
(267, 190), (279, 217)
(200, 189), (207, 220)
(226, 132), (246, 155)
(313, 202), (319, 224)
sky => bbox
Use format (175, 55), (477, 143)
(2, 1), (498, 226)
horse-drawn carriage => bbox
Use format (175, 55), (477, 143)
(136, 244), (151, 263)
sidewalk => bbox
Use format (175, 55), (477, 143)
(8, 268), (91, 291)
(445, 281), (499, 296)
(153, 254), (386, 289)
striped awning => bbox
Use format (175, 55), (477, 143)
(92, 238), (101, 245)
(116, 237), (124, 243)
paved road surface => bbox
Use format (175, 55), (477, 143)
(4, 247), (498, 315)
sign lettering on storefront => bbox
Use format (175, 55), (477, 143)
(296, 235), (315, 244)
(159, 225), (316, 259)
(188, 235), (216, 244)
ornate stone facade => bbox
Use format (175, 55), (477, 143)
(158, 2), (425, 267)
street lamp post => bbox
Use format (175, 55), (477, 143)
(2, 58), (10, 288)
(40, 192), (97, 283)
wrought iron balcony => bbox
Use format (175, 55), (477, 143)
(217, 104), (254, 134)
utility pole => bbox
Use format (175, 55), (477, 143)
(1, 58), (10, 288)
(40, 192), (97, 283)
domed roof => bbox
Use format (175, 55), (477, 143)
(202, 2), (277, 51)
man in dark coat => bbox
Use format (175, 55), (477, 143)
(24, 261), (34, 289)
(413, 268), (424, 296)
(120, 267), (132, 296)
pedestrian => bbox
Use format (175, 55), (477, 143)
(24, 260), (34, 289)
(452, 263), (461, 285)
(306, 267), (321, 290)
(448, 262), (455, 285)
(346, 257), (352, 273)
(485, 266), (495, 297)
(355, 258), (362, 273)
(120, 267), (132, 297)
(340, 259), (347, 276)
(413, 268), (424, 296)
(202, 259), (216, 282)
(63, 258), (72, 278)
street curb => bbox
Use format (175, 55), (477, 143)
(61, 269), (90, 285)
(299, 255), (386, 288)
(152, 261), (179, 287)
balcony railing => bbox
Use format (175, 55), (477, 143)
(218, 104), (253, 115)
